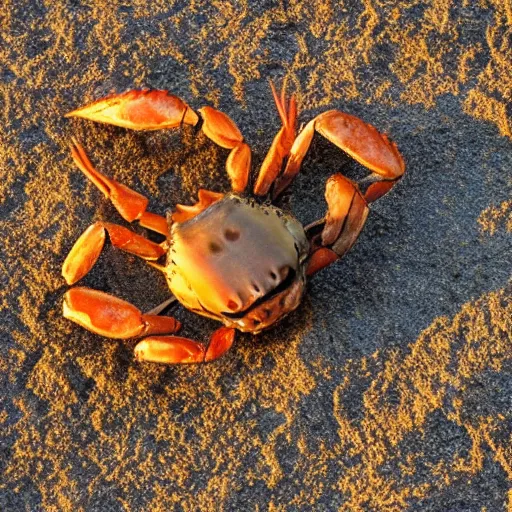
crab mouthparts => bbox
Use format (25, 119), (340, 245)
(221, 268), (297, 319)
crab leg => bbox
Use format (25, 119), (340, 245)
(134, 327), (235, 364)
(273, 110), (405, 199)
(172, 189), (224, 223)
(70, 140), (168, 235)
(62, 221), (166, 285)
(254, 80), (297, 196)
(198, 106), (251, 193)
(66, 90), (251, 193)
(306, 174), (369, 276)
(65, 89), (199, 130)
(63, 288), (181, 339)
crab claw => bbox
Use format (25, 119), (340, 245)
(134, 327), (235, 364)
(306, 174), (369, 276)
(274, 110), (405, 198)
(62, 221), (166, 285)
(66, 89), (199, 130)
(63, 287), (180, 339)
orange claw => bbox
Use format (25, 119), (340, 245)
(134, 326), (235, 364)
(275, 110), (405, 198)
(316, 111), (405, 179)
(62, 221), (165, 285)
(63, 288), (180, 339)
(66, 89), (199, 130)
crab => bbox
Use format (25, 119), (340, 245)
(61, 83), (405, 364)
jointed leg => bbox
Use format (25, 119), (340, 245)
(273, 110), (405, 199)
(63, 287), (235, 364)
(70, 140), (168, 234)
(134, 327), (235, 364)
(63, 288), (181, 339)
(62, 221), (166, 285)
(67, 90), (251, 194)
(254, 81), (297, 196)
(306, 174), (369, 276)
(198, 107), (251, 193)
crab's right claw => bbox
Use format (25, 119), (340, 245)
(63, 288), (181, 339)
(134, 327), (235, 364)
(306, 174), (369, 276)
(274, 111), (405, 199)
(66, 89), (199, 130)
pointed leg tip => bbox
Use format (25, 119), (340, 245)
(62, 272), (77, 286)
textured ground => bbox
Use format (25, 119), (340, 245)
(1, 1), (511, 511)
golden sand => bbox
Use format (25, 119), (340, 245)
(478, 200), (512, 235)
(1, 0), (511, 509)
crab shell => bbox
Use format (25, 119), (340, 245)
(165, 194), (309, 333)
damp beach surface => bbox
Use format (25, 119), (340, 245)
(1, 2), (511, 510)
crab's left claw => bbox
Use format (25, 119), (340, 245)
(66, 89), (199, 130)
(134, 327), (235, 364)
(67, 90), (251, 194)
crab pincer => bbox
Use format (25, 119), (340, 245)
(273, 110), (405, 199)
(63, 288), (181, 339)
(134, 327), (235, 364)
(65, 89), (199, 130)
(67, 90), (251, 194)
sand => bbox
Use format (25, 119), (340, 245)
(1, 1), (511, 510)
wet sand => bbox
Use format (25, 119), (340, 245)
(1, 2), (511, 510)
